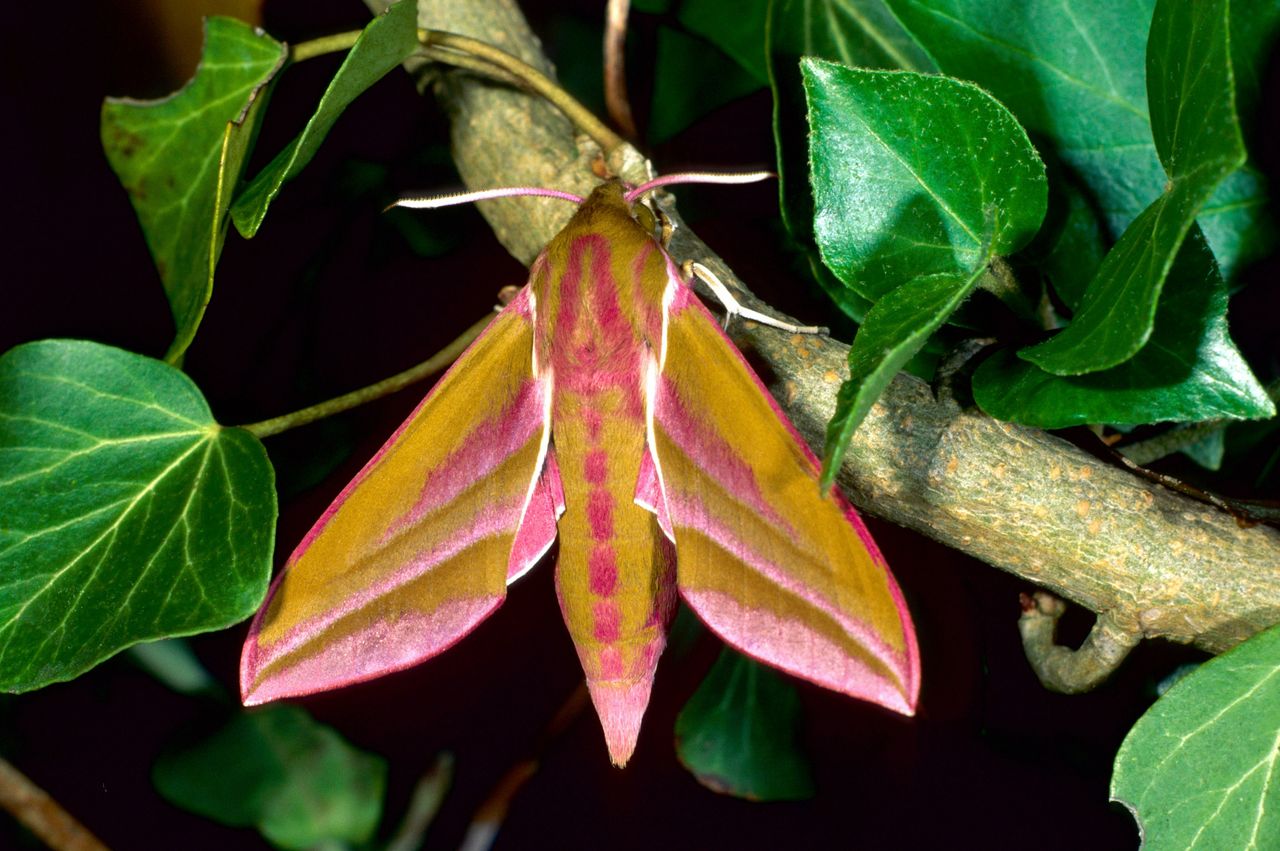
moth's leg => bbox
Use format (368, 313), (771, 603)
(682, 260), (828, 336)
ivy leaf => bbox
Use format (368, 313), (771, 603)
(972, 231), (1275, 428)
(231, 0), (420, 238)
(0, 340), (275, 692)
(823, 270), (981, 487)
(1178, 428), (1227, 471)
(154, 705), (387, 850)
(1020, 0), (1246, 375)
(885, 0), (1273, 283)
(805, 61), (1045, 298)
(804, 59), (1046, 482)
(675, 648), (815, 801)
(647, 25), (765, 144)
(101, 18), (286, 362)
(1036, 180), (1109, 314)
(675, 0), (770, 82)
(1110, 623), (1280, 850)
(768, 0), (936, 242)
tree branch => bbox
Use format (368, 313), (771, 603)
(0, 758), (109, 851)
(365, 0), (1280, 656)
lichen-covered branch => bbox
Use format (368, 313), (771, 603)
(365, 0), (1280, 656)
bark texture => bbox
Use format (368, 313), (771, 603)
(367, 0), (1280, 655)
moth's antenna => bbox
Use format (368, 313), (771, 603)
(387, 186), (585, 212)
(623, 171), (774, 204)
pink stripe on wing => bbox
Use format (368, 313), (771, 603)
(289, 291), (538, 563)
(243, 598), (501, 705)
(682, 588), (915, 715)
(655, 373), (792, 534)
(508, 449), (560, 583)
(669, 489), (908, 682)
(387, 378), (545, 538)
(633, 445), (673, 542)
(252, 494), (527, 668)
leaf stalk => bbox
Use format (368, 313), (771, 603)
(239, 314), (492, 438)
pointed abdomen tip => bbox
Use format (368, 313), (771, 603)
(586, 678), (655, 768)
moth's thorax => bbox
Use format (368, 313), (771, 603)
(530, 181), (670, 390)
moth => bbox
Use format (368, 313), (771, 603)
(240, 176), (920, 766)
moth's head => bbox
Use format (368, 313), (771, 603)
(576, 179), (661, 240)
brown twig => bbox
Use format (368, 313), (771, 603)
(384, 753), (454, 851)
(458, 684), (590, 851)
(603, 0), (639, 138)
(238, 314), (492, 438)
(1018, 591), (1143, 693)
(0, 758), (109, 851)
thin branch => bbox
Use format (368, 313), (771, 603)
(0, 758), (109, 851)
(384, 753), (454, 851)
(239, 314), (491, 439)
(419, 30), (627, 155)
(459, 685), (589, 851)
(289, 31), (361, 63)
(1018, 591), (1143, 693)
(604, 0), (639, 138)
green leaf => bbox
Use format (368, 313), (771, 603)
(804, 59), (1046, 481)
(677, 0), (771, 81)
(231, 0), (420, 238)
(155, 705), (387, 850)
(675, 649), (815, 801)
(101, 18), (286, 362)
(972, 232), (1275, 428)
(1110, 623), (1280, 850)
(822, 269), (981, 487)
(885, 0), (1272, 282)
(1037, 180), (1108, 313)
(0, 340), (275, 692)
(768, 0), (936, 241)
(647, 25), (765, 144)
(130, 638), (219, 697)
(1020, 0), (1246, 375)
(1179, 427), (1226, 471)
(804, 60), (1046, 300)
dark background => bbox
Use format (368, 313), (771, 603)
(5, 1), (1274, 848)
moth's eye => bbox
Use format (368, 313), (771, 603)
(633, 203), (659, 238)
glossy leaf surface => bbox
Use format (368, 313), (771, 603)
(805, 59), (1045, 481)
(768, 0), (936, 240)
(885, 0), (1272, 282)
(1111, 623), (1280, 850)
(675, 648), (815, 801)
(101, 18), (285, 361)
(0, 340), (275, 692)
(231, 0), (420, 237)
(972, 233), (1274, 428)
(1020, 0), (1246, 375)
(822, 269), (980, 486)
(154, 705), (386, 850)
(805, 60), (1045, 300)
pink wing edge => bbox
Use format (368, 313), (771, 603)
(641, 263), (921, 716)
(241, 288), (560, 706)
